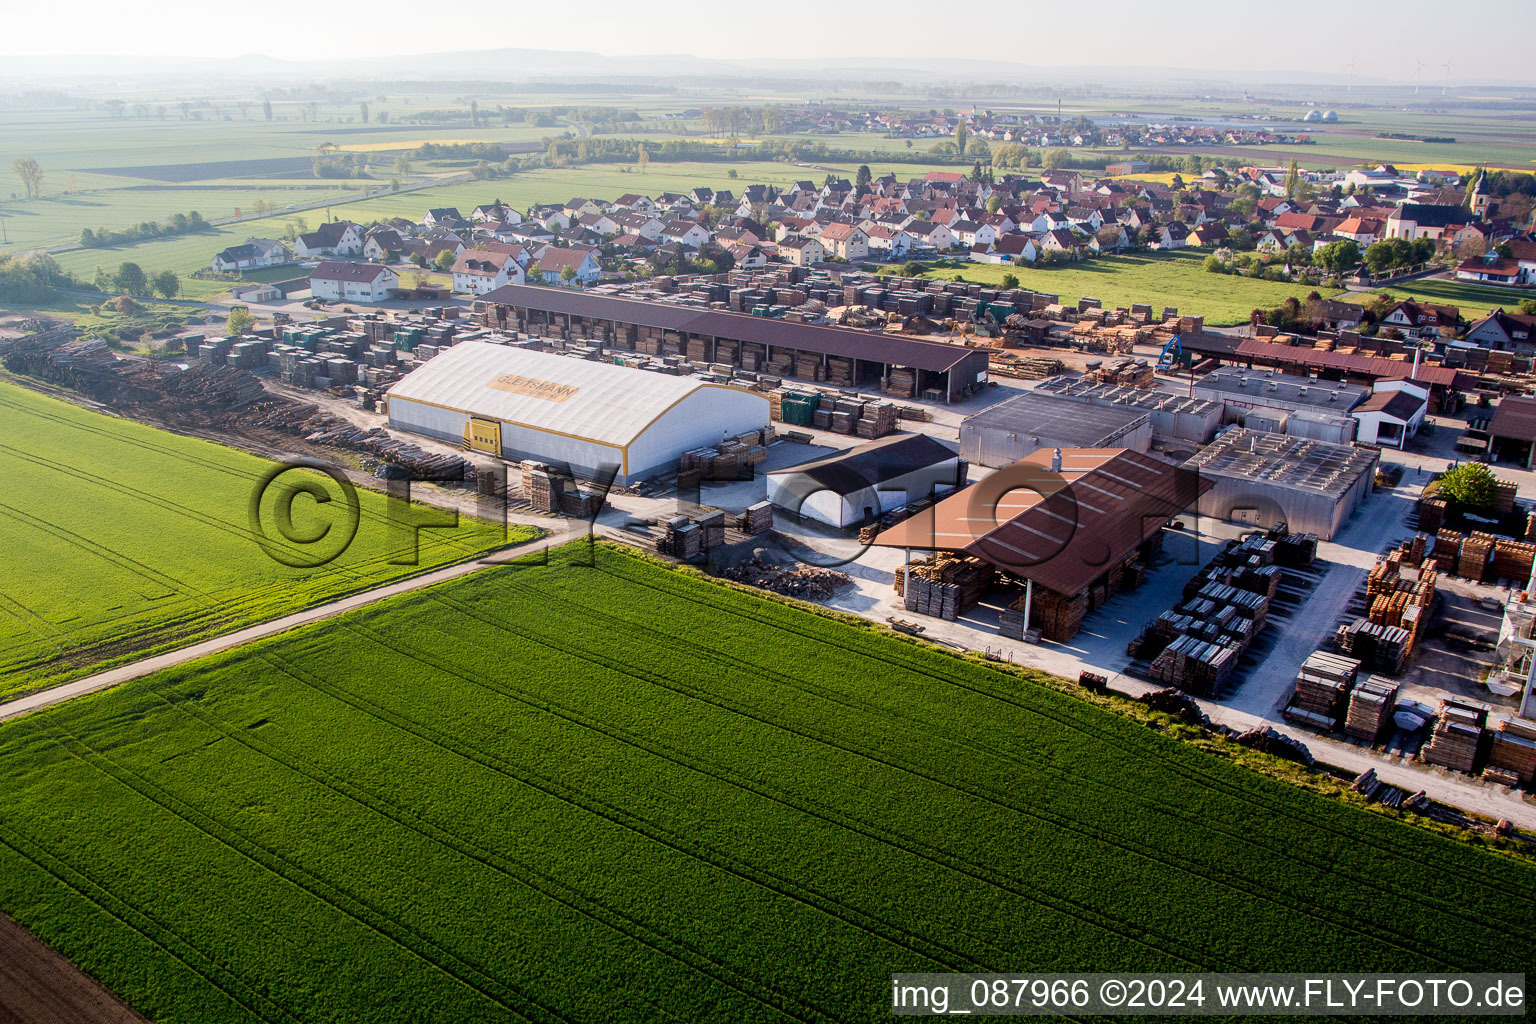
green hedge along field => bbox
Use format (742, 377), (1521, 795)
(0, 542), (1530, 1024)
(0, 381), (520, 699)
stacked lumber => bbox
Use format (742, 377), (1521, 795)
(739, 501), (773, 535)
(1430, 530), (1463, 572)
(1334, 619), (1411, 675)
(793, 352), (827, 381)
(1421, 698), (1488, 774)
(1487, 717), (1536, 785)
(521, 462), (557, 512)
(1274, 532), (1319, 566)
(1148, 635), (1239, 698)
(520, 461), (606, 517)
(855, 402), (898, 439)
(1417, 497), (1447, 534)
(1458, 533), (1493, 581)
(1033, 588), (1089, 642)
(988, 354), (1067, 379)
(657, 516), (702, 560)
(1493, 540), (1536, 582)
(998, 596), (1030, 640)
(895, 555), (992, 621)
(1494, 481), (1518, 515)
(695, 509), (727, 550)
(882, 368), (917, 397)
(1527, 511), (1536, 543)
(1291, 652), (1360, 726)
(1344, 675), (1399, 742)
(826, 356), (855, 387)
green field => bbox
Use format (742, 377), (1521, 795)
(907, 251), (1327, 326)
(1339, 277), (1532, 318)
(0, 381), (524, 699)
(0, 541), (1529, 1023)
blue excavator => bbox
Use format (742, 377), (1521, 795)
(1156, 333), (1184, 372)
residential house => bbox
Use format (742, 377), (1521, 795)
(661, 219), (711, 249)
(948, 220), (997, 250)
(904, 220), (954, 251)
(450, 249), (525, 295)
(991, 233), (1038, 263)
(612, 193), (655, 212)
(727, 244), (768, 270)
(1456, 254), (1523, 286)
(1380, 299), (1461, 339)
(819, 222), (871, 260)
(563, 198), (602, 218)
(577, 212), (622, 236)
(1188, 223), (1228, 247)
(210, 237), (292, 272)
(423, 208), (464, 228)
(1332, 217), (1384, 246)
(1155, 222), (1191, 250)
(531, 246), (602, 285)
(613, 211), (665, 241)
(864, 224), (913, 259)
(1041, 229), (1081, 256)
(779, 235), (827, 266)
(1465, 310), (1536, 356)
(308, 261), (397, 303)
(294, 221), (364, 259)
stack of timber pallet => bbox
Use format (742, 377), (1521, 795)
(1421, 698), (1488, 774)
(855, 402), (899, 439)
(1147, 635), (1239, 698)
(1493, 539), (1536, 583)
(998, 597), (1030, 641)
(739, 501), (774, 535)
(1458, 532), (1494, 582)
(1344, 675), (1399, 742)
(695, 510), (727, 550)
(1289, 652), (1361, 729)
(657, 517), (702, 560)
(1273, 531), (1319, 567)
(1430, 530), (1463, 572)
(882, 368), (917, 398)
(1032, 588), (1089, 642)
(1487, 717), (1536, 785)
(519, 461), (606, 517)
(1334, 619), (1412, 676)
(794, 352), (827, 382)
(826, 356), (855, 387)
(895, 554), (992, 621)
(1416, 497), (1447, 534)
(1527, 511), (1536, 543)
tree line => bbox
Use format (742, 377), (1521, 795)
(80, 211), (210, 248)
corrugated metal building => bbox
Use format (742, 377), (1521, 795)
(960, 391), (1151, 468)
(1032, 375), (1223, 444)
(1195, 367), (1364, 444)
(766, 433), (961, 528)
(1182, 428), (1378, 540)
(385, 342), (769, 483)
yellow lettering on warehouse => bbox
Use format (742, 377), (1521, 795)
(486, 374), (579, 402)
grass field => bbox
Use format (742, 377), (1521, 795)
(0, 381), (523, 700)
(1337, 278), (1532, 317)
(0, 540), (1529, 1023)
(906, 251), (1326, 326)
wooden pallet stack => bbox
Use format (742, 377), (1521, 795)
(1148, 635), (1240, 698)
(521, 461), (558, 512)
(1417, 497), (1447, 534)
(794, 352), (827, 381)
(657, 516), (702, 560)
(1344, 675), (1399, 742)
(882, 368), (918, 397)
(1290, 652), (1360, 729)
(739, 501), (774, 535)
(1494, 480), (1518, 515)
(695, 510), (727, 550)
(1274, 532), (1319, 567)
(855, 402), (899, 439)
(1527, 511), (1536, 543)
(998, 596), (1030, 640)
(1458, 533), (1494, 581)
(1430, 530), (1463, 572)
(895, 555), (992, 621)
(1334, 619), (1412, 675)
(1033, 588), (1089, 642)
(1487, 717), (1536, 785)
(1493, 540), (1536, 583)
(1421, 698), (1488, 774)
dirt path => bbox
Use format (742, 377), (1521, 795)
(0, 914), (149, 1024)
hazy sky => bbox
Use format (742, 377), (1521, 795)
(7, 0), (1536, 83)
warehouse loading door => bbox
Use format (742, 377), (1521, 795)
(468, 417), (501, 455)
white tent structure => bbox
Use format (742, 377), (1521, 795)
(385, 342), (769, 483)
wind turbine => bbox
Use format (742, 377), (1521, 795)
(1442, 58), (1453, 97)
(1345, 60), (1356, 93)
(1414, 59), (1425, 96)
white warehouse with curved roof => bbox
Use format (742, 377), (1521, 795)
(385, 342), (770, 483)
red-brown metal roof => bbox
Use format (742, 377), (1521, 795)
(872, 448), (1210, 597)
(1234, 338), (1457, 388)
(1489, 395), (1536, 443)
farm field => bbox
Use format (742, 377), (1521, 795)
(0, 380), (521, 700)
(907, 251), (1327, 326)
(0, 540), (1530, 1023)
(1338, 277), (1533, 317)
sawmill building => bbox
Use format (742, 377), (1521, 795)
(478, 284), (990, 401)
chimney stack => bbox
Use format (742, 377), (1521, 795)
(1051, 448), (1062, 472)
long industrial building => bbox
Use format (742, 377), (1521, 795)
(1031, 376), (1223, 444)
(766, 433), (961, 528)
(385, 342), (770, 483)
(1182, 428), (1378, 540)
(960, 390), (1152, 468)
(479, 284), (991, 401)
